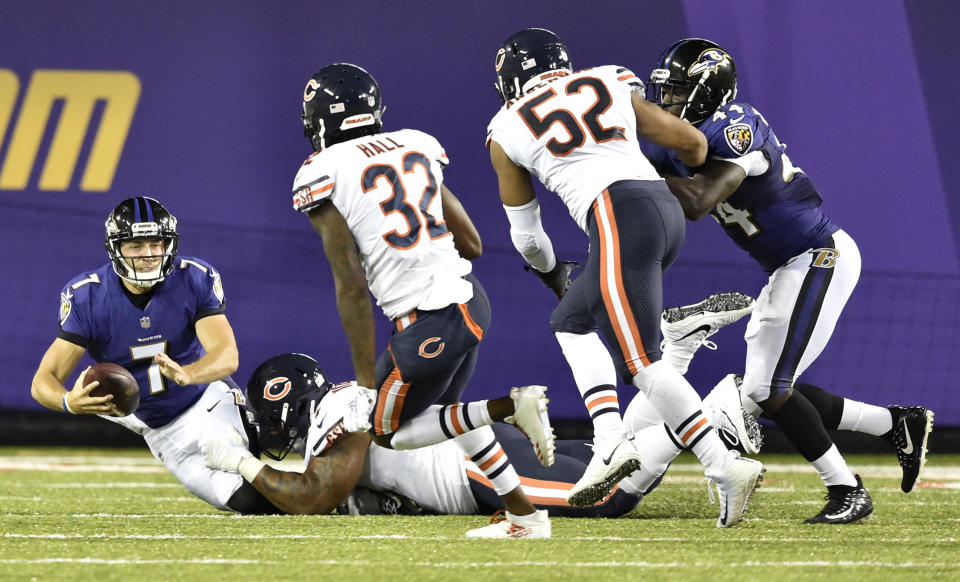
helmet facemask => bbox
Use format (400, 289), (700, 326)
(105, 198), (179, 289)
(649, 39), (738, 126)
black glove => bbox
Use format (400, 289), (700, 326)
(524, 260), (579, 300)
(337, 487), (431, 516)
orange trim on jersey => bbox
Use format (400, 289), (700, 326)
(311, 182), (334, 196)
(458, 303), (484, 340)
(449, 403), (464, 434)
(586, 395), (619, 412)
(477, 448), (505, 471)
(681, 418), (708, 443)
(595, 190), (650, 375)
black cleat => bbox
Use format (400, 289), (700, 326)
(884, 406), (934, 493)
(805, 474), (873, 524)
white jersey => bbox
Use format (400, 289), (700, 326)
(302, 384), (477, 514)
(486, 65), (663, 232)
(291, 128), (473, 319)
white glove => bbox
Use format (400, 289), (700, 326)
(307, 384), (377, 457)
(199, 426), (251, 473)
(342, 385), (376, 433)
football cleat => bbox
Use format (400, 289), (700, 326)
(884, 405), (934, 493)
(805, 475), (873, 524)
(465, 509), (551, 539)
(505, 385), (556, 467)
(660, 292), (755, 375)
(566, 436), (643, 506)
(702, 374), (763, 455)
(705, 450), (764, 528)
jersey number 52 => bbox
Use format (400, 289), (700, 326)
(517, 77), (626, 157)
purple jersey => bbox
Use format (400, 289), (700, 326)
(57, 257), (226, 428)
(644, 102), (838, 272)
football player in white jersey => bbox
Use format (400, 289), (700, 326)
(200, 353), (762, 521)
(485, 28), (763, 527)
(254, 63), (559, 537)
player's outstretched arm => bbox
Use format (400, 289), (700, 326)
(307, 203), (376, 388)
(663, 159), (746, 220)
(440, 184), (482, 259)
(31, 338), (117, 415)
(202, 429), (370, 515)
(256, 432), (370, 514)
(631, 93), (707, 167)
(155, 314), (239, 386)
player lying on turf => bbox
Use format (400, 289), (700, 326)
(30, 197), (279, 514)
(199, 353), (762, 526)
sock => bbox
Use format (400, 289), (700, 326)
(556, 331), (625, 440)
(661, 343), (695, 376)
(811, 444), (858, 487)
(794, 382), (844, 429)
(766, 390), (834, 462)
(390, 402), (493, 450)
(455, 425), (520, 495)
(632, 360), (728, 471)
(622, 391), (663, 434)
(839, 399), (894, 436)
(619, 424), (683, 495)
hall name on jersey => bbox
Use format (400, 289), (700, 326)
(355, 137), (405, 158)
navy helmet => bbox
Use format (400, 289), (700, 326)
(245, 353), (333, 461)
(301, 63), (384, 151)
(494, 28), (572, 104)
(104, 196), (179, 288)
(648, 38), (737, 125)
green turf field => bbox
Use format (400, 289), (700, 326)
(1, 448), (958, 581)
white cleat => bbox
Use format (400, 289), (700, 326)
(465, 509), (551, 539)
(661, 292), (755, 375)
(706, 451), (764, 528)
(505, 385), (556, 467)
(703, 374), (764, 455)
(566, 436), (642, 506)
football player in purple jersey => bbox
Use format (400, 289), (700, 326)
(645, 39), (933, 523)
(30, 196), (278, 514)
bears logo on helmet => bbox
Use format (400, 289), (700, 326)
(246, 353), (333, 461)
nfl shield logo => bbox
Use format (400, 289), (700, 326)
(140, 316), (151, 329)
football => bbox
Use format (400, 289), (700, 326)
(84, 362), (141, 416)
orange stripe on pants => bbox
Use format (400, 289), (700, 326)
(594, 190), (650, 375)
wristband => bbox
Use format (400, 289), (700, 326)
(62, 393), (75, 414)
(238, 456), (266, 482)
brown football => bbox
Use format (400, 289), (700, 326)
(84, 362), (141, 416)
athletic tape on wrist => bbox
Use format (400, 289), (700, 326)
(238, 456), (266, 482)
